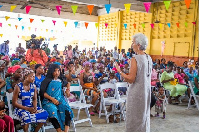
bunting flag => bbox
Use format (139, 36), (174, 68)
(18, 18), (22, 21)
(0, 23), (2, 27)
(133, 23), (136, 29)
(22, 26), (24, 30)
(46, 29), (48, 32)
(28, 27), (31, 31)
(52, 20), (56, 26)
(56, 6), (62, 15)
(143, 2), (151, 13)
(71, 5), (78, 15)
(29, 18), (34, 23)
(150, 23), (154, 28)
(176, 23), (180, 28)
(85, 22), (89, 29)
(124, 23), (127, 29)
(51, 30), (53, 33)
(142, 23), (145, 28)
(95, 23), (98, 28)
(159, 23), (163, 29)
(124, 3), (131, 13)
(8, 24), (11, 27)
(164, 1), (171, 10)
(74, 21), (78, 28)
(87, 5), (94, 15)
(15, 25), (18, 29)
(192, 22), (196, 25)
(185, 0), (192, 9)
(64, 21), (68, 27)
(114, 23), (117, 28)
(41, 19), (45, 23)
(105, 23), (108, 28)
(35, 28), (37, 32)
(185, 22), (188, 27)
(5, 16), (10, 21)
(41, 29), (43, 31)
(0, 5), (3, 8)
(10, 5), (17, 12)
(105, 4), (111, 14)
(0, 34), (3, 37)
(26, 6), (31, 14)
(167, 23), (171, 28)
(17, 35), (19, 38)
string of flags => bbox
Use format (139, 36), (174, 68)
(0, 0), (193, 15)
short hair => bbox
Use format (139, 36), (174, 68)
(132, 33), (148, 51)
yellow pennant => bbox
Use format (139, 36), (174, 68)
(5, 16), (10, 21)
(115, 23), (118, 27)
(159, 23), (163, 29)
(124, 3), (131, 13)
(28, 27), (31, 31)
(10, 5), (17, 12)
(64, 21), (68, 27)
(0, 34), (3, 37)
(46, 29), (48, 32)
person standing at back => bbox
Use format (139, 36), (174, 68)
(0, 40), (9, 56)
(115, 33), (152, 132)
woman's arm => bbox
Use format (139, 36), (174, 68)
(194, 77), (199, 89)
(44, 92), (59, 105)
(80, 73), (92, 89)
(0, 78), (6, 91)
(33, 86), (37, 109)
(115, 57), (137, 84)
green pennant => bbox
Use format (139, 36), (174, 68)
(8, 24), (11, 27)
(164, 1), (171, 10)
(185, 22), (188, 27)
(41, 19), (45, 23)
(71, 5), (78, 15)
(142, 23), (145, 28)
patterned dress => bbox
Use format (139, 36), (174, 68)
(155, 93), (166, 113)
(14, 83), (48, 126)
(42, 79), (74, 131)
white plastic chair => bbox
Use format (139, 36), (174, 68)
(187, 81), (199, 110)
(67, 85), (93, 132)
(99, 82), (125, 123)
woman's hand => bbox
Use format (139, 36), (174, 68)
(65, 88), (70, 98)
(27, 107), (37, 114)
(51, 98), (59, 105)
(169, 78), (175, 81)
(114, 62), (121, 73)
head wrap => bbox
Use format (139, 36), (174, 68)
(11, 59), (20, 66)
(0, 53), (5, 56)
(21, 64), (27, 68)
(2, 55), (10, 62)
(30, 60), (37, 66)
(63, 60), (70, 66)
(11, 54), (16, 57)
(90, 59), (96, 63)
(22, 68), (34, 79)
(120, 64), (125, 68)
(35, 64), (42, 70)
(124, 61), (128, 65)
(7, 65), (21, 74)
(83, 61), (92, 69)
(54, 62), (61, 66)
(0, 60), (5, 66)
(97, 63), (104, 69)
(50, 58), (56, 62)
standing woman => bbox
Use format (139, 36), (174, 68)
(115, 33), (152, 132)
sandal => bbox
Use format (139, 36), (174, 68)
(89, 112), (95, 116)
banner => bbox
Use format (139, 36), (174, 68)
(105, 4), (111, 14)
(133, 24), (136, 29)
(143, 2), (151, 13)
(26, 6), (31, 14)
(56, 6), (62, 15)
(95, 23), (98, 28)
(164, 1), (171, 10)
(5, 16), (10, 21)
(85, 22), (89, 29)
(124, 23), (127, 29)
(71, 5), (78, 15)
(150, 23), (154, 28)
(10, 5), (17, 12)
(18, 18), (22, 21)
(185, 0), (191, 9)
(30, 18), (34, 23)
(124, 3), (131, 13)
(87, 5), (94, 15)
(64, 21), (68, 27)
(74, 21), (78, 28)
(105, 23), (108, 28)
(52, 20), (56, 25)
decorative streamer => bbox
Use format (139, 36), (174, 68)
(56, 6), (62, 15)
(26, 6), (31, 14)
(159, 23), (163, 29)
(133, 23), (136, 29)
(114, 23), (118, 28)
(150, 23), (154, 28)
(105, 23), (108, 28)
(185, 0), (192, 9)
(64, 21), (68, 27)
(10, 5), (17, 12)
(5, 16), (10, 21)
(87, 5), (94, 15)
(8, 24), (11, 27)
(124, 23), (127, 29)
(52, 20), (56, 26)
(74, 21), (78, 28)
(143, 2), (151, 13)
(71, 5), (78, 15)
(124, 3), (131, 13)
(142, 23), (145, 28)
(29, 18), (34, 23)
(46, 29), (48, 32)
(15, 25), (18, 29)
(176, 23), (180, 28)
(41, 19), (45, 23)
(22, 26), (24, 30)
(85, 22), (89, 29)
(18, 18), (22, 21)
(95, 23), (98, 28)
(0, 34), (3, 37)
(164, 1), (171, 10)
(28, 27), (31, 31)
(185, 22), (188, 27)
(192, 22), (196, 25)
(167, 23), (171, 28)
(105, 4), (111, 14)
(0, 23), (2, 27)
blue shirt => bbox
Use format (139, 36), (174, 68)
(0, 43), (9, 55)
(107, 64), (114, 71)
(34, 75), (45, 89)
(95, 72), (108, 84)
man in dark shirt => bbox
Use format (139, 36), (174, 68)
(16, 43), (26, 56)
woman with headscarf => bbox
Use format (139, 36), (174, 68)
(29, 61), (37, 71)
(5, 65), (22, 93)
(12, 68), (48, 132)
(40, 64), (73, 132)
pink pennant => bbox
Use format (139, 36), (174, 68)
(56, 6), (62, 15)
(17, 35), (19, 38)
(0, 23), (2, 27)
(105, 23), (108, 28)
(192, 22), (196, 25)
(150, 23), (154, 28)
(35, 28), (37, 32)
(143, 2), (151, 13)
(26, 6), (31, 14)
(52, 20), (56, 26)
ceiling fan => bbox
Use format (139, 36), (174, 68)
(20, 0), (54, 11)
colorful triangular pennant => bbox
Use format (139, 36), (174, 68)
(52, 20), (56, 26)
(105, 4), (111, 14)
(15, 25), (18, 29)
(10, 5), (17, 12)
(164, 1), (171, 10)
(192, 22), (196, 25)
(28, 27), (31, 31)
(0, 23), (2, 27)
(30, 18), (34, 23)
(114, 23), (118, 28)
(26, 6), (31, 14)
(167, 23), (171, 28)
(95, 23), (98, 28)
(71, 5), (78, 15)
(143, 2), (151, 13)
(41, 19), (45, 23)
(8, 24), (11, 27)
(56, 5), (62, 15)
(46, 29), (48, 32)
(124, 23), (127, 29)
(185, 22), (188, 27)
(0, 34), (3, 37)
(176, 22), (180, 28)
(150, 23), (154, 29)
(105, 23), (108, 28)
(142, 23), (145, 28)
(22, 26), (24, 30)
(185, 0), (191, 9)
(133, 24), (136, 29)
(74, 21), (78, 28)
(0, 5), (3, 8)
(87, 5), (94, 15)
(159, 23), (163, 29)
(5, 16), (10, 21)
(124, 3), (131, 13)
(64, 21), (68, 27)
(85, 22), (89, 29)
(18, 18), (22, 21)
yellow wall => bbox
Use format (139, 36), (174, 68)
(97, 0), (199, 58)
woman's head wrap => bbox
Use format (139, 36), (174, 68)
(7, 65), (21, 74)
(83, 61), (92, 69)
(11, 59), (20, 66)
(22, 68), (34, 79)
(97, 63), (104, 69)
(54, 62), (61, 66)
(0, 60), (5, 66)
(2, 55), (10, 62)
(30, 60), (37, 66)
(50, 58), (56, 62)
(90, 59), (96, 63)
